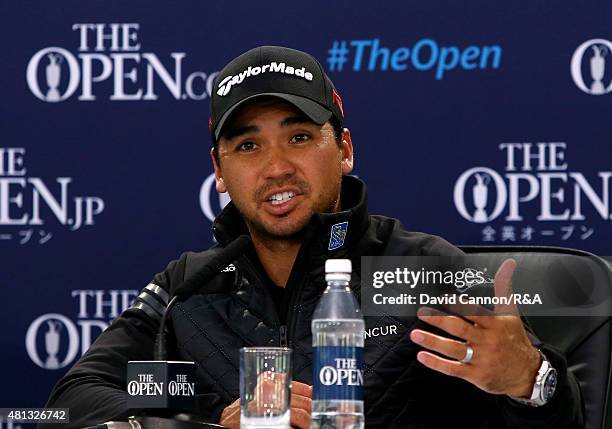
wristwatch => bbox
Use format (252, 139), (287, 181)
(510, 350), (558, 407)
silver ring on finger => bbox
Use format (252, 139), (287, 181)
(460, 344), (474, 364)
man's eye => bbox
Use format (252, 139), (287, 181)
(237, 142), (257, 151)
(290, 133), (311, 144)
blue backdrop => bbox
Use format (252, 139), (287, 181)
(1, 0), (611, 421)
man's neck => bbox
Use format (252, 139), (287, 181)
(250, 235), (301, 287)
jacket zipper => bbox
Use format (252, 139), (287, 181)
(279, 325), (288, 347)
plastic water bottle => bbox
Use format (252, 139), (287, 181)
(311, 259), (365, 429)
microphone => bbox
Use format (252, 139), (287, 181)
(126, 235), (251, 415)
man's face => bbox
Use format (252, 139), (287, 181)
(212, 98), (353, 240)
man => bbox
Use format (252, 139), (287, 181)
(43, 46), (583, 429)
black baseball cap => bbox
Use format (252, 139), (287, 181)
(209, 45), (344, 141)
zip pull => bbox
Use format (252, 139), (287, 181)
(279, 325), (288, 347)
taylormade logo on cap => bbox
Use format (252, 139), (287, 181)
(216, 62), (314, 96)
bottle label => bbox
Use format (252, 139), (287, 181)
(313, 346), (364, 401)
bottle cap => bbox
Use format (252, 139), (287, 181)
(325, 259), (352, 282)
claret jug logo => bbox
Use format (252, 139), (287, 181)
(454, 167), (507, 224)
(26, 314), (80, 370)
(27, 23), (218, 102)
(571, 38), (612, 95)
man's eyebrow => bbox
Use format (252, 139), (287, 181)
(223, 125), (259, 141)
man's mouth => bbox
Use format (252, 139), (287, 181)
(267, 191), (296, 205)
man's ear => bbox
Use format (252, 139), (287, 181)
(340, 127), (354, 175)
(210, 147), (227, 193)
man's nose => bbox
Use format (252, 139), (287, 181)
(263, 144), (296, 179)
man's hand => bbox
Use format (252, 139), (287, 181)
(409, 259), (541, 398)
(219, 398), (240, 428)
(219, 381), (313, 429)
(288, 382), (313, 428)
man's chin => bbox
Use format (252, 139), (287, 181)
(250, 216), (311, 241)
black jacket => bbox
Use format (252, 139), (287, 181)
(43, 176), (584, 429)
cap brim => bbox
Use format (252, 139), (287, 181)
(214, 93), (333, 140)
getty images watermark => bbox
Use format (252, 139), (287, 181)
(361, 255), (612, 317)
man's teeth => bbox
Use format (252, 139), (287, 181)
(269, 191), (295, 205)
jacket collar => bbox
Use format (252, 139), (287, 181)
(212, 175), (370, 256)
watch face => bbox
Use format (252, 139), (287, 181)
(543, 369), (558, 402)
